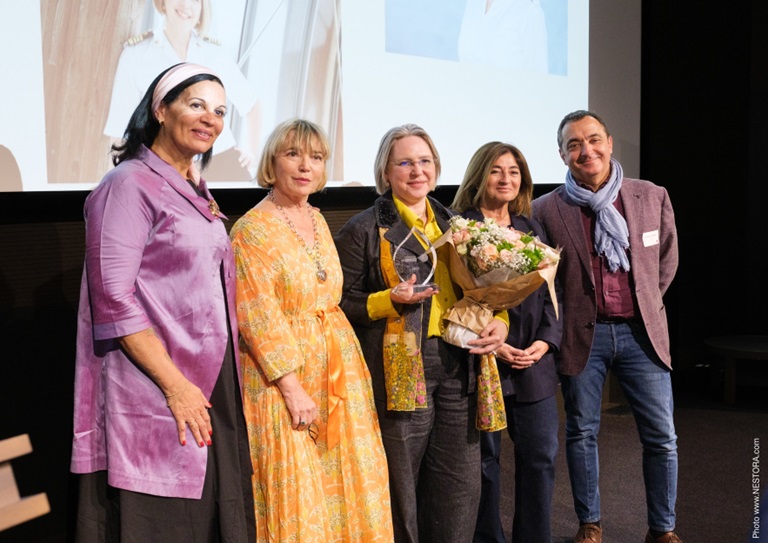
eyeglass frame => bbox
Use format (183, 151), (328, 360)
(307, 422), (319, 445)
(390, 157), (437, 170)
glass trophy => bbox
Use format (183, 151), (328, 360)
(392, 226), (439, 293)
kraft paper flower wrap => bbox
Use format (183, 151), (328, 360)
(435, 216), (561, 432)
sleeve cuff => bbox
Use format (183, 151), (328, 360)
(493, 310), (510, 327)
(367, 290), (401, 321)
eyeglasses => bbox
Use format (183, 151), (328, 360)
(307, 422), (319, 445)
(390, 158), (435, 170)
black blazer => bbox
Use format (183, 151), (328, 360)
(334, 191), (476, 403)
(462, 209), (561, 402)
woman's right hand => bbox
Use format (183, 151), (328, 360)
(276, 372), (319, 430)
(390, 274), (437, 305)
(166, 379), (213, 448)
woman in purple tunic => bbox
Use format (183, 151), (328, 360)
(70, 63), (254, 542)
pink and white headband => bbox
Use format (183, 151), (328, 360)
(151, 63), (220, 114)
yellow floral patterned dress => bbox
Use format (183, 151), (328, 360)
(230, 208), (394, 543)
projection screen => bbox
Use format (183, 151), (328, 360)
(1, 0), (639, 192)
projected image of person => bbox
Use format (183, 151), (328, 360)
(0, 146), (22, 192)
(451, 142), (561, 543)
(458, 0), (549, 73)
(71, 63), (255, 542)
(104, 0), (261, 179)
(335, 124), (508, 542)
(230, 119), (394, 542)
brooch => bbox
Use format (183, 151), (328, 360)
(208, 199), (221, 218)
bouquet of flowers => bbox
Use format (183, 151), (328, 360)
(450, 216), (561, 287)
(443, 217), (560, 348)
(437, 216), (561, 431)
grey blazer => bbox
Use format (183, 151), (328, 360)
(532, 178), (678, 375)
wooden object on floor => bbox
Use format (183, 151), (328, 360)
(704, 335), (768, 404)
(0, 434), (50, 532)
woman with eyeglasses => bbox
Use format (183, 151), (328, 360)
(230, 119), (393, 542)
(334, 124), (508, 542)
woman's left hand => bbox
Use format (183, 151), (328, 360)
(118, 329), (213, 448)
(467, 319), (508, 355)
(166, 380), (213, 447)
(496, 340), (549, 369)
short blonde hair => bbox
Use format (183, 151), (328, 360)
(373, 124), (441, 194)
(153, 0), (212, 36)
(256, 119), (331, 190)
(451, 142), (534, 218)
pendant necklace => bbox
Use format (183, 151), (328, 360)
(269, 190), (327, 282)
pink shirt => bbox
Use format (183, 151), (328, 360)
(70, 146), (239, 499)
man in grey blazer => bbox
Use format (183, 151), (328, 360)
(532, 111), (682, 543)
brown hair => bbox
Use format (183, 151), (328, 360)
(451, 141), (534, 218)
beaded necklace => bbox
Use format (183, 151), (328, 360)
(269, 190), (327, 282)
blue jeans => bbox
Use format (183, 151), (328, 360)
(560, 322), (678, 533)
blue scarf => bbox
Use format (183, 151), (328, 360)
(564, 158), (630, 272)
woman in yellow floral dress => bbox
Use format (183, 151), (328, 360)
(230, 119), (394, 542)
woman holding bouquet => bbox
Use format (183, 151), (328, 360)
(334, 124), (508, 543)
(452, 141), (562, 543)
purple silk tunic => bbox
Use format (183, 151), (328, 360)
(70, 146), (240, 499)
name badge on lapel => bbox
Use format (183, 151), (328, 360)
(642, 230), (660, 247)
